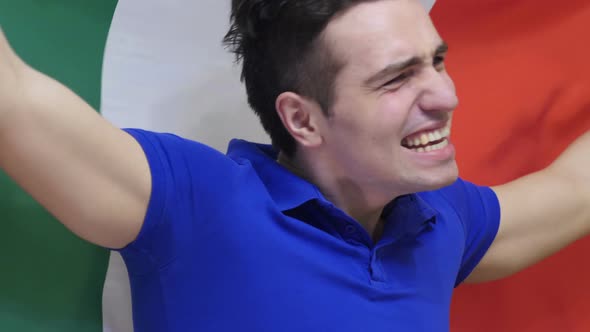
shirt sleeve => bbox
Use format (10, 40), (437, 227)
(114, 128), (235, 275)
(440, 178), (501, 286)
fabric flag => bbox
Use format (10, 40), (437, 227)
(0, 1), (117, 331)
(4, 1), (588, 332)
(99, 1), (436, 329)
(99, 1), (267, 330)
(431, 0), (590, 331)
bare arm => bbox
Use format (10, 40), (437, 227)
(466, 131), (590, 283)
(0, 29), (150, 249)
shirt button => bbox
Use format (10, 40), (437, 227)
(344, 225), (356, 234)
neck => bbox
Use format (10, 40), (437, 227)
(278, 151), (393, 241)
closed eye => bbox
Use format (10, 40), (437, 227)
(383, 71), (413, 88)
(433, 55), (446, 69)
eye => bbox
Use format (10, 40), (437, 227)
(383, 71), (412, 88)
(433, 55), (446, 69)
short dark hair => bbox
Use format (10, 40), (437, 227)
(223, 0), (374, 156)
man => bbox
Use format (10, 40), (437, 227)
(0, 0), (588, 331)
(430, 1), (590, 330)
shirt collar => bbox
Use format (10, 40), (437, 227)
(381, 194), (438, 240)
(227, 139), (438, 233)
(227, 139), (327, 211)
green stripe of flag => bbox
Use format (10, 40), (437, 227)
(0, 1), (117, 331)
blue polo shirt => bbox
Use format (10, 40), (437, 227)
(118, 129), (500, 332)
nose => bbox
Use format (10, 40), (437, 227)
(417, 67), (459, 114)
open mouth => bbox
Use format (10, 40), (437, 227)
(401, 124), (451, 153)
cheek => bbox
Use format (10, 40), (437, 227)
(328, 91), (410, 150)
(328, 99), (372, 137)
(373, 96), (411, 137)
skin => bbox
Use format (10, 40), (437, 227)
(0, 0), (588, 282)
(0, 29), (150, 249)
(276, 0), (590, 282)
(277, 0), (458, 239)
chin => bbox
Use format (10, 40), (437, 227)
(429, 168), (459, 190)
(407, 162), (459, 193)
(433, 173), (459, 189)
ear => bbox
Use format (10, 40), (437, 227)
(276, 92), (323, 148)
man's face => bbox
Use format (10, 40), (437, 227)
(317, 0), (459, 197)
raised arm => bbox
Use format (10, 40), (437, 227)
(0, 29), (150, 249)
(466, 131), (590, 283)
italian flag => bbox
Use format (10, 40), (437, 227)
(432, 1), (590, 331)
(0, 0), (588, 331)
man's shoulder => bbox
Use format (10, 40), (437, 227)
(123, 128), (245, 168)
(417, 178), (498, 215)
(416, 177), (500, 235)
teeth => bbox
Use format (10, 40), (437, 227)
(403, 124), (451, 148)
(420, 134), (429, 145)
(408, 138), (449, 153)
(442, 126), (450, 137)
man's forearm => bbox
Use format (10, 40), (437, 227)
(0, 28), (150, 249)
(549, 130), (590, 224)
(468, 130), (590, 283)
(0, 29), (28, 132)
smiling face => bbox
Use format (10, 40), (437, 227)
(311, 0), (459, 198)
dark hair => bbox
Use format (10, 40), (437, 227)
(223, 0), (373, 156)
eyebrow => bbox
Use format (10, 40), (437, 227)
(363, 41), (449, 87)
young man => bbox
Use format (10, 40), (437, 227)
(0, 0), (588, 331)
